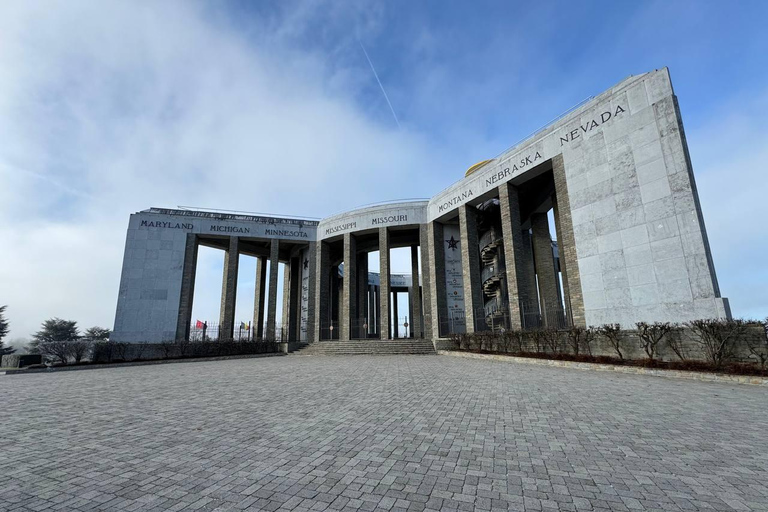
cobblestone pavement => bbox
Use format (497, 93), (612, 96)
(2, 356), (767, 512)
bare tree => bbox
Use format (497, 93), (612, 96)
(685, 318), (749, 369)
(38, 340), (71, 365)
(598, 324), (624, 360)
(636, 322), (675, 362)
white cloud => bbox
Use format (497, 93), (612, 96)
(0, 1), (450, 338)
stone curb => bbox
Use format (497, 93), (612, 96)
(437, 350), (768, 386)
(2, 352), (285, 376)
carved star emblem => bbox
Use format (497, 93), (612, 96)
(303, 258), (309, 270)
(446, 236), (459, 251)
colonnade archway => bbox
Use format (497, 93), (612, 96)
(315, 227), (425, 341)
(179, 234), (312, 342)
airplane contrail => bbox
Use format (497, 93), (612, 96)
(359, 40), (401, 130)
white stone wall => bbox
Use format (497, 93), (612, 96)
(112, 214), (189, 342)
(425, 68), (727, 327)
(113, 210), (317, 343)
(318, 201), (428, 240)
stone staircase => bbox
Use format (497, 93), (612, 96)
(292, 339), (436, 356)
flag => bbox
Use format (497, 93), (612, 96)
(195, 320), (204, 329)
(240, 321), (245, 330)
(245, 321), (250, 331)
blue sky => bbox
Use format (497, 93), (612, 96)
(1, 0), (767, 341)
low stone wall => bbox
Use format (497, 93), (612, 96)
(4, 353), (284, 375)
(1, 354), (43, 368)
(439, 350), (768, 386)
(91, 340), (281, 363)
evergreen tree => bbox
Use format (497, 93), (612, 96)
(0, 305), (13, 357)
(29, 318), (80, 353)
(83, 326), (111, 341)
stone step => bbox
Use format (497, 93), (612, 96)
(292, 340), (436, 356)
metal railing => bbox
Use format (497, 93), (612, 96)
(478, 228), (501, 251)
(481, 264), (505, 285)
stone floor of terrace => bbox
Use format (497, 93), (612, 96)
(2, 355), (766, 511)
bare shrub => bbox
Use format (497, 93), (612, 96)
(38, 340), (71, 365)
(541, 327), (562, 354)
(582, 327), (596, 356)
(159, 339), (176, 359)
(175, 337), (192, 357)
(565, 326), (596, 356)
(685, 318), (749, 369)
(132, 342), (148, 361)
(745, 318), (768, 371)
(510, 330), (525, 353)
(597, 324), (624, 360)
(69, 340), (91, 363)
(665, 329), (688, 361)
(636, 322), (675, 361)
(112, 342), (129, 361)
(530, 328), (546, 353)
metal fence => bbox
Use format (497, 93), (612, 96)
(520, 300), (572, 330)
(319, 316), (424, 340)
(190, 322), (286, 342)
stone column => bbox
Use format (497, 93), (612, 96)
(498, 183), (527, 329)
(341, 233), (358, 340)
(379, 228), (391, 340)
(531, 213), (559, 326)
(306, 242), (317, 342)
(357, 253), (368, 338)
(520, 230), (539, 321)
(265, 240), (280, 341)
(459, 205), (484, 333)
(407, 289), (414, 339)
(409, 245), (422, 338)
(368, 285), (375, 337)
(175, 233), (198, 341)
(332, 267), (341, 338)
(253, 257), (267, 339)
(426, 222), (446, 338)
(392, 291), (399, 338)
(552, 154), (586, 326)
(219, 236), (239, 340)
(281, 264), (291, 340)
(313, 241), (330, 341)
(288, 256), (301, 342)
(373, 285), (380, 336)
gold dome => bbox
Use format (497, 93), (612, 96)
(465, 159), (493, 177)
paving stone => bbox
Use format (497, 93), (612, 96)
(1, 356), (766, 511)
